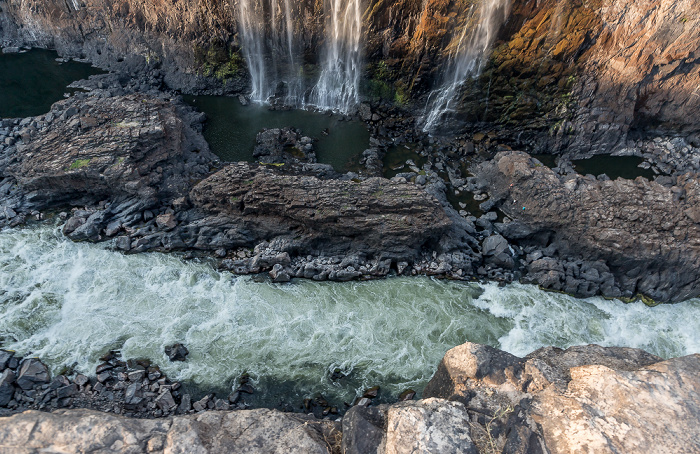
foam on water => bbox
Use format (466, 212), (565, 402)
(1, 224), (699, 405)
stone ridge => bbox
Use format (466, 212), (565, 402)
(0, 408), (340, 453)
(475, 150), (700, 302)
(190, 162), (452, 256)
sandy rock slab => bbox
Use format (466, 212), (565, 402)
(0, 408), (340, 453)
(422, 342), (700, 454)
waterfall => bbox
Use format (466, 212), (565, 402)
(238, 0), (268, 102)
(269, 0), (304, 105)
(422, 0), (511, 132)
(309, 0), (363, 113)
(237, 0), (303, 105)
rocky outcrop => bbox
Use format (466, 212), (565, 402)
(0, 408), (341, 453)
(0, 90), (215, 234)
(475, 150), (700, 302)
(0, 92), (479, 281)
(1, 342), (698, 453)
(419, 342), (700, 454)
(189, 162), (451, 258)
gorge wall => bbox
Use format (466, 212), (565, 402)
(1, 0), (699, 152)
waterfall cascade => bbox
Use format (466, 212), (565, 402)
(422, 0), (511, 132)
(309, 0), (363, 113)
(236, 0), (363, 112)
(237, 0), (303, 105)
(238, 0), (268, 102)
(270, 0), (303, 105)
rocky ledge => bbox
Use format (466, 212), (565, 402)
(0, 92), (480, 282)
(474, 150), (700, 302)
(0, 342), (698, 453)
(2, 89), (700, 300)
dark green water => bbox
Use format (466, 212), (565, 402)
(0, 49), (103, 118)
(572, 154), (656, 180)
(382, 143), (428, 179)
(184, 95), (370, 172)
(531, 154), (558, 169)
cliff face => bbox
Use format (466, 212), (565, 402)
(1, 0), (699, 151)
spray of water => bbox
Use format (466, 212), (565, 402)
(1, 224), (698, 404)
(422, 0), (511, 132)
(308, 0), (363, 113)
(236, 0), (303, 105)
(238, 0), (269, 102)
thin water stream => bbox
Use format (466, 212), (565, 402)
(1, 224), (698, 408)
(422, 0), (511, 132)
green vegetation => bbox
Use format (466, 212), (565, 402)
(365, 60), (411, 107)
(194, 43), (243, 81)
(68, 158), (91, 170)
(393, 83), (410, 107)
(618, 293), (660, 307)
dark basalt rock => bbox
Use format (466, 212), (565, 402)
(475, 150), (700, 302)
(0, 92), (480, 283)
(16, 359), (50, 390)
(164, 344), (189, 362)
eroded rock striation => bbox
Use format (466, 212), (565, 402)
(475, 150), (700, 302)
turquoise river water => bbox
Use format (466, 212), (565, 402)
(0, 223), (698, 408)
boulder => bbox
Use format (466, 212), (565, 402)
(15, 359), (50, 390)
(0, 370), (16, 406)
(342, 405), (387, 454)
(164, 343), (189, 362)
(384, 399), (478, 454)
(423, 341), (700, 454)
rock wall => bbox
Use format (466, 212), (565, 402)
(2, 0), (698, 152)
(475, 150), (700, 302)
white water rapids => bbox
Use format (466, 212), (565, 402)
(1, 224), (699, 404)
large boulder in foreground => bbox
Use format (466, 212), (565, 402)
(475, 150), (700, 302)
(0, 408), (340, 453)
(421, 342), (700, 454)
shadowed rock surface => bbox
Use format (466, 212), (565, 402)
(475, 150), (700, 302)
(189, 162), (452, 259)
